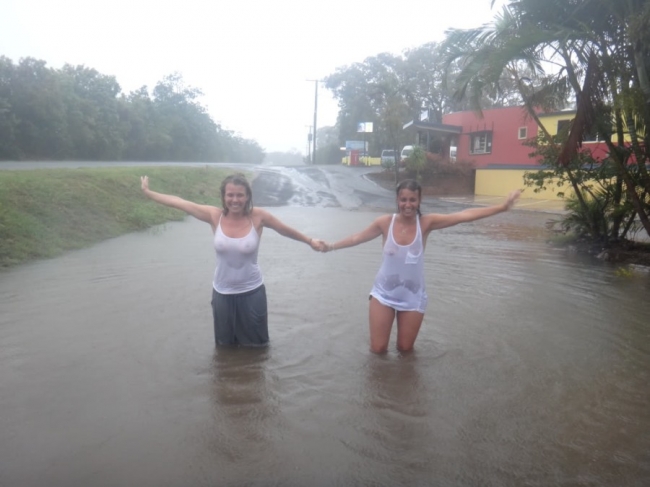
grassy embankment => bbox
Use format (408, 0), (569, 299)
(0, 166), (234, 268)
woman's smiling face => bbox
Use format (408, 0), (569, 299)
(397, 188), (420, 217)
(223, 183), (249, 214)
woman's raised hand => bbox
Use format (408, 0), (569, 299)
(504, 189), (521, 210)
(140, 176), (150, 192)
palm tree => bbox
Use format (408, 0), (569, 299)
(441, 0), (650, 239)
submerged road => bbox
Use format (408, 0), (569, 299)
(1, 163), (649, 486)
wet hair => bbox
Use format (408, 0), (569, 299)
(220, 173), (253, 215)
(395, 179), (422, 216)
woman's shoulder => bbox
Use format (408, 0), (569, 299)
(248, 207), (272, 227)
(249, 207), (270, 220)
(374, 213), (393, 228)
(419, 212), (449, 232)
(208, 206), (223, 217)
(207, 206), (222, 226)
(250, 207), (266, 215)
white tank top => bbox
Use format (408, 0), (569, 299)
(370, 214), (428, 312)
(212, 217), (263, 294)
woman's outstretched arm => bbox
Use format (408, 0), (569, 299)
(256, 208), (326, 251)
(140, 176), (218, 225)
(422, 190), (521, 232)
(324, 215), (387, 252)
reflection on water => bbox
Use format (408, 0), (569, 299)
(1, 206), (649, 486)
(353, 353), (435, 485)
(205, 348), (279, 474)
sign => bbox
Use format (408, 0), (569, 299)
(356, 122), (374, 133)
(345, 140), (365, 151)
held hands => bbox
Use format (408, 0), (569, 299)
(309, 238), (328, 252)
(320, 242), (334, 253)
(308, 239), (335, 252)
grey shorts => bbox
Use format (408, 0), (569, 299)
(211, 285), (269, 347)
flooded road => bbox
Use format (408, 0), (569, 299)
(1, 165), (649, 486)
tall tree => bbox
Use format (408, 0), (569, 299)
(11, 58), (70, 159)
(60, 64), (123, 160)
(0, 57), (20, 159)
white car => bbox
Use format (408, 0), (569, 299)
(380, 149), (396, 167)
(399, 145), (415, 166)
(400, 145), (414, 161)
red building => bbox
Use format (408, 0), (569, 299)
(404, 105), (610, 168)
(443, 106), (539, 167)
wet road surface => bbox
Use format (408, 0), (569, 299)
(1, 164), (649, 486)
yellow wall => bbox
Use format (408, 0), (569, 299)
(538, 112), (573, 136)
(537, 111), (633, 142)
(341, 156), (382, 166)
(476, 169), (573, 200)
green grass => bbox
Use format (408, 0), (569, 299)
(0, 166), (236, 268)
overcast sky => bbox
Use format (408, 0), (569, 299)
(1, 0), (504, 154)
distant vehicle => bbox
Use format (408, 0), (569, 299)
(400, 145), (414, 160)
(400, 145), (414, 167)
(380, 149), (396, 167)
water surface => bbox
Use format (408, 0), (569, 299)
(1, 166), (649, 486)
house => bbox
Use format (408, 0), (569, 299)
(403, 105), (611, 199)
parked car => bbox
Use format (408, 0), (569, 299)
(400, 145), (414, 161)
(380, 149), (396, 167)
(399, 145), (414, 167)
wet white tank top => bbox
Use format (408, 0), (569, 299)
(370, 214), (428, 313)
(212, 217), (263, 294)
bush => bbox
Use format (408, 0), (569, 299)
(404, 146), (426, 179)
(404, 151), (475, 180)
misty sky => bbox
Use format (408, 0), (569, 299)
(1, 0), (505, 153)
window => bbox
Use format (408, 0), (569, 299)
(470, 131), (492, 154)
(518, 127), (527, 139)
(583, 127), (599, 142)
(557, 119), (571, 137)
(557, 118), (600, 142)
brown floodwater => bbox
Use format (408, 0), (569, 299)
(1, 166), (649, 486)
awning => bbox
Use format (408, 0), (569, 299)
(402, 120), (462, 135)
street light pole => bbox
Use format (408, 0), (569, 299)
(307, 79), (319, 165)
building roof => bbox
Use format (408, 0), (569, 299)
(402, 120), (462, 135)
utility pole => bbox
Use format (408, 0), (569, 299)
(307, 79), (319, 165)
(305, 125), (312, 163)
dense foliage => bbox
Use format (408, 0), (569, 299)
(323, 42), (523, 158)
(442, 0), (650, 242)
(323, 0), (650, 243)
(0, 57), (264, 163)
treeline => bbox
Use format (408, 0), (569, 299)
(0, 56), (265, 163)
(323, 42), (527, 157)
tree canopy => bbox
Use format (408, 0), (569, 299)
(0, 57), (265, 163)
(442, 0), (650, 240)
(323, 41), (523, 156)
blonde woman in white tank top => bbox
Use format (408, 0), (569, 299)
(324, 179), (521, 354)
(141, 173), (327, 347)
